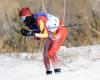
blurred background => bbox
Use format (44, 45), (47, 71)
(0, 0), (100, 53)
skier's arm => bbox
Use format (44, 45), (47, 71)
(35, 20), (48, 38)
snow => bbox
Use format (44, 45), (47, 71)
(0, 45), (100, 80)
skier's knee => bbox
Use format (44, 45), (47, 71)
(48, 51), (55, 58)
(43, 52), (49, 59)
(48, 48), (57, 58)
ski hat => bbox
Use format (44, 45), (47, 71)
(19, 7), (32, 22)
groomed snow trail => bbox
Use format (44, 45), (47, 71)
(0, 45), (100, 80)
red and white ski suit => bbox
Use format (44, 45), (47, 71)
(35, 14), (68, 71)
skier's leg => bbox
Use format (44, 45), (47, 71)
(48, 27), (68, 70)
(43, 38), (52, 72)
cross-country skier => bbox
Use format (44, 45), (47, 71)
(18, 7), (68, 75)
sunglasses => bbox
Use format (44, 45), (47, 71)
(19, 17), (26, 22)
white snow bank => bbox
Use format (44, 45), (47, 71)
(58, 44), (100, 62)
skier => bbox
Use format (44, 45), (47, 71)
(19, 7), (68, 75)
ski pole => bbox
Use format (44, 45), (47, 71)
(62, 23), (83, 27)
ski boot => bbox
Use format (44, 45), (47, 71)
(54, 68), (61, 73)
(46, 71), (52, 75)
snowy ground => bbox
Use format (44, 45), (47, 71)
(0, 45), (100, 80)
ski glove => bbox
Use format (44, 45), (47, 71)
(21, 29), (35, 37)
